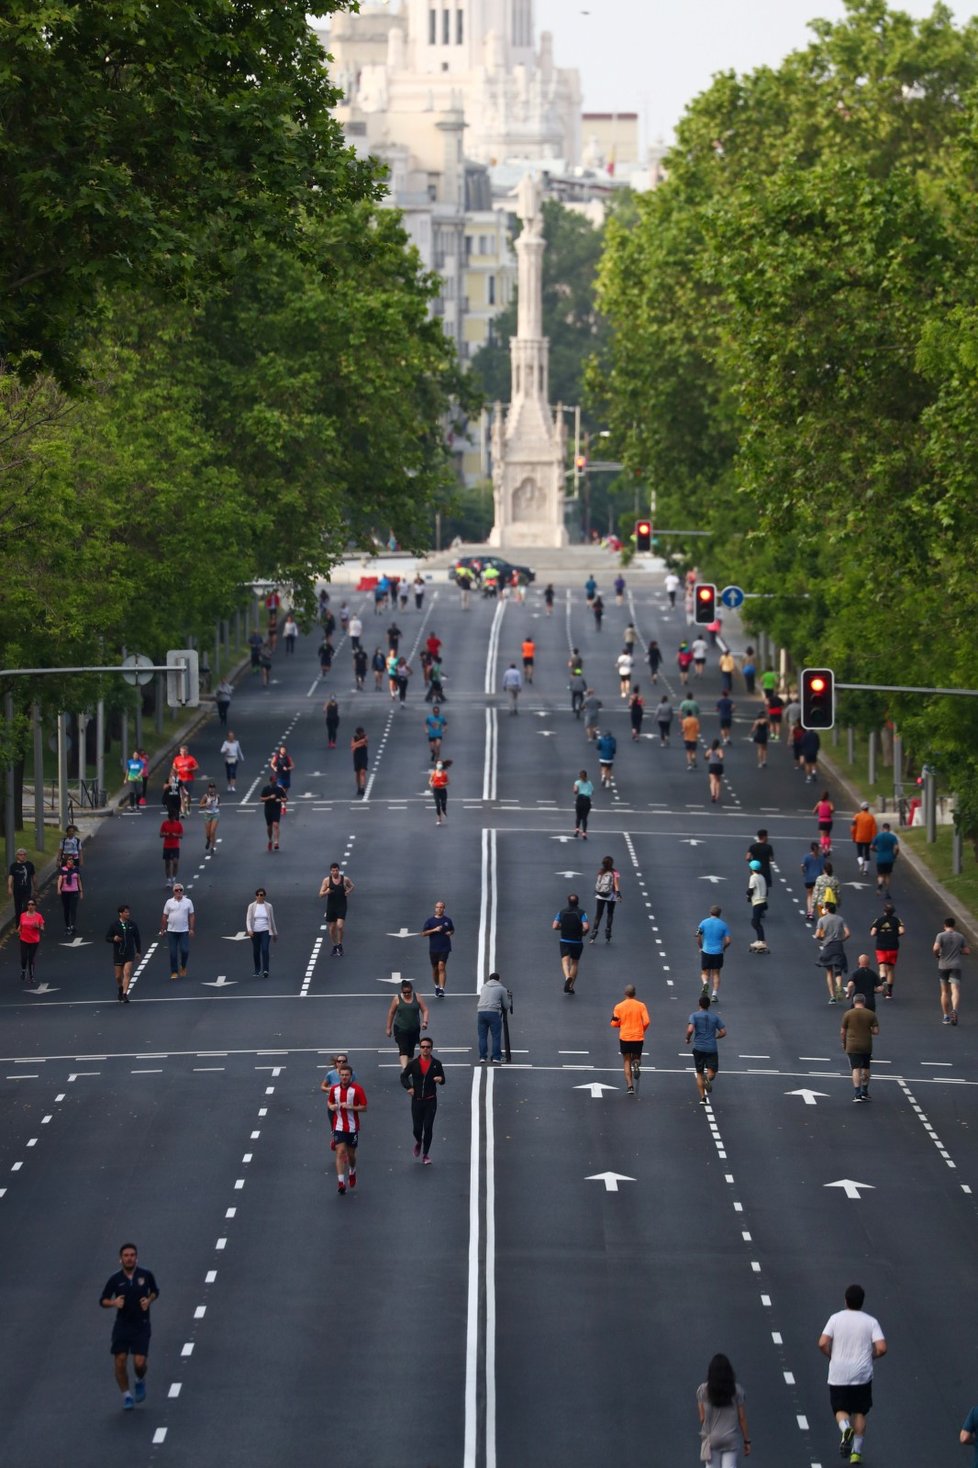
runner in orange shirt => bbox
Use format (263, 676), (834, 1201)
(521, 637), (536, 684)
(611, 984), (650, 1095)
(170, 745), (200, 817)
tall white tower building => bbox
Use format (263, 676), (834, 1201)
(488, 174), (567, 549)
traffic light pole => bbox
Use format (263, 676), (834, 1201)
(837, 682), (978, 698)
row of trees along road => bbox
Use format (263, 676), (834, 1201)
(593, 0), (978, 848)
(0, 1), (476, 776)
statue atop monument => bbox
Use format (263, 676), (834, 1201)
(516, 171), (543, 235)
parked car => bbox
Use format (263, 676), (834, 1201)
(449, 555), (536, 584)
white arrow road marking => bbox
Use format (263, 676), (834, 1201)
(555, 870), (582, 878)
(60, 937), (92, 947)
(699, 875), (726, 884)
(378, 971), (408, 985)
(847, 882), (871, 889)
(26, 983), (59, 995)
(203, 976), (238, 988)
(825, 1179), (875, 1200)
(586, 1171), (635, 1192)
(575, 1083), (619, 1099)
(538, 730), (556, 737)
(786, 1089), (830, 1106)
(681, 839), (705, 847)
(223, 932), (249, 942)
(551, 836), (576, 844)
(386, 928), (415, 938)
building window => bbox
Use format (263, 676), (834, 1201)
(429, 8), (436, 44)
(488, 275), (496, 305)
(457, 6), (463, 43)
(443, 8), (450, 44)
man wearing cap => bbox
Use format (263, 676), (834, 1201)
(160, 885), (195, 980)
(851, 803), (878, 876)
(869, 901), (904, 999)
(7, 848), (38, 921)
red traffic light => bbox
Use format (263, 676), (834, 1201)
(801, 668), (835, 730)
(635, 520), (652, 551)
(693, 582), (716, 624)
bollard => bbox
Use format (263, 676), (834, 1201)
(868, 730), (877, 787)
(847, 726), (855, 764)
(953, 822), (963, 876)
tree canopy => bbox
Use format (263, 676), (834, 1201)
(595, 0), (978, 832)
(0, 1), (468, 737)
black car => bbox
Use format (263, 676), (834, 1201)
(449, 555), (536, 584)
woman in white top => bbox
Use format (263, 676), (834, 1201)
(245, 888), (278, 979)
(198, 783), (221, 853)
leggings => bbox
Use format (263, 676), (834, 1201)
(575, 797), (591, 833)
(594, 897), (617, 936)
(20, 941), (39, 977)
(433, 787), (447, 818)
(411, 1097), (437, 1156)
(61, 891), (79, 929)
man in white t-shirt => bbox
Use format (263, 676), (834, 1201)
(160, 887), (195, 981)
(664, 571), (680, 607)
(818, 1283), (887, 1464)
(691, 636), (709, 675)
(616, 650), (633, 699)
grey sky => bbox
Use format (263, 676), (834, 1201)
(536, 0), (968, 143)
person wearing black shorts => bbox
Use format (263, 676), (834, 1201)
(685, 994), (726, 1104)
(320, 863), (354, 957)
(100, 1243), (159, 1410)
(819, 1284), (887, 1462)
(421, 900), (454, 997)
(259, 773), (284, 852)
(553, 894), (590, 994)
(386, 981), (429, 1070)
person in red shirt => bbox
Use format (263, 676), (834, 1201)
(159, 814), (184, 886)
(425, 632), (442, 661)
(321, 1065), (367, 1194)
(400, 1037), (446, 1163)
(170, 746), (199, 816)
(19, 898), (45, 986)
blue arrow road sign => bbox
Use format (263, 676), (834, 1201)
(720, 585), (745, 610)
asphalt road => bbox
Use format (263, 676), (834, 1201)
(1, 575), (975, 1467)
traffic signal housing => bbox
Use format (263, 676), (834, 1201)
(635, 519), (652, 552)
(801, 668), (835, 730)
(694, 582), (716, 624)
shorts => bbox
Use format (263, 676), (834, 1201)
(264, 810), (282, 827)
(939, 969), (962, 984)
(875, 862), (893, 875)
(818, 821), (833, 834)
(559, 941), (584, 960)
(523, 658), (534, 669)
(693, 658), (705, 668)
(162, 847), (179, 861)
(847, 1052), (872, 1070)
(874, 950), (898, 967)
(353, 754), (369, 772)
(856, 842), (871, 859)
(708, 763), (723, 776)
(394, 1029), (420, 1058)
(692, 1049), (719, 1074)
(829, 1382), (873, 1417)
(331, 1129), (358, 1150)
(684, 740), (697, 752)
(325, 902), (347, 922)
(619, 1040), (644, 1057)
(700, 952), (724, 971)
(111, 1325), (151, 1357)
(429, 950), (450, 969)
(598, 760), (612, 770)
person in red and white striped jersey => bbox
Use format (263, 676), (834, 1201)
(321, 1066), (368, 1196)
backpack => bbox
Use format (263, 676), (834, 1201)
(595, 869), (616, 898)
(821, 883), (838, 907)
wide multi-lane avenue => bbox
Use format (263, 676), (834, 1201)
(1, 570), (975, 1467)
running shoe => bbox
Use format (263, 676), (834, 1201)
(943, 1015), (952, 1024)
(337, 1181), (346, 1194)
(951, 1010), (959, 1026)
(413, 1142), (421, 1158)
(435, 985), (444, 997)
(133, 1380), (146, 1404)
(348, 1170), (357, 1190)
(423, 1155), (432, 1165)
(849, 1453), (862, 1464)
(123, 1392), (135, 1411)
(839, 1425), (854, 1457)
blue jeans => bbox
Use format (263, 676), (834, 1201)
(167, 931), (190, 973)
(478, 1011), (502, 1061)
(251, 931), (271, 975)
